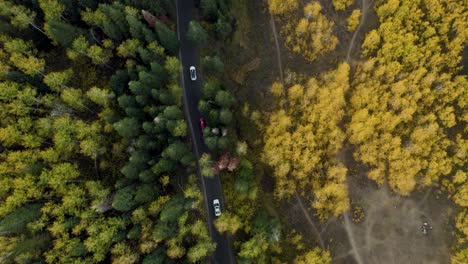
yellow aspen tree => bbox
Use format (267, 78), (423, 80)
(295, 247), (331, 264)
(346, 9), (361, 32)
(332, 0), (354, 11)
(280, 2), (338, 62)
(264, 64), (350, 217)
(267, 0), (298, 15)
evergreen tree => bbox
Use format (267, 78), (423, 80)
(142, 248), (167, 264)
(201, 55), (224, 76)
(215, 90), (235, 108)
(219, 109), (233, 125)
(187, 21), (208, 46)
(113, 117), (141, 139)
(112, 186), (137, 211)
(200, 0), (218, 21)
(46, 20), (84, 47)
(155, 22), (179, 55)
(215, 14), (232, 40)
(0, 203), (42, 234)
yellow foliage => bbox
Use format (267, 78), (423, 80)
(332, 0), (354, 11)
(39, 0), (64, 21)
(312, 179), (350, 219)
(264, 64), (350, 217)
(270, 81), (284, 98)
(288, 84), (304, 102)
(295, 247), (331, 264)
(361, 30), (381, 55)
(348, 0), (466, 197)
(346, 9), (361, 32)
(438, 106), (456, 128)
(111, 243), (139, 264)
(166, 238), (185, 259)
(451, 249), (468, 264)
(214, 212), (242, 235)
(9, 52), (45, 76)
(148, 195), (170, 216)
(455, 210), (468, 237)
(304, 2), (321, 17)
(267, 0), (298, 15)
(453, 209), (467, 259)
(367, 166), (385, 185)
(376, 0), (401, 20)
(453, 182), (468, 207)
(454, 170), (467, 184)
(327, 164), (348, 182)
(272, 1), (337, 62)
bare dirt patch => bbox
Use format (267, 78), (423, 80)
(279, 176), (454, 264)
(326, 176), (455, 264)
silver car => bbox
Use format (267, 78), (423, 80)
(213, 199), (221, 217)
(189, 66), (197, 81)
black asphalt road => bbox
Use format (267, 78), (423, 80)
(175, 0), (235, 263)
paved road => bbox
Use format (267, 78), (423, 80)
(175, 0), (235, 263)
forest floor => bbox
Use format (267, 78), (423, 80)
(222, 0), (278, 111)
(226, 0), (456, 263)
(327, 174), (455, 264)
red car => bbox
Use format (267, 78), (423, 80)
(199, 117), (206, 130)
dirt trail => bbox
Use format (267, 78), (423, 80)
(334, 180), (454, 264)
(295, 193), (325, 249)
(346, 0), (374, 62)
(269, 15), (285, 85)
(269, 14), (327, 249)
(343, 212), (365, 264)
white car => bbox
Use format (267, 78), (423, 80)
(189, 66), (197, 81)
(213, 199), (221, 217)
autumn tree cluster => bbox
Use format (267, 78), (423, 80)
(268, 0), (338, 62)
(332, 0), (355, 11)
(263, 63), (351, 220)
(348, 0), (467, 196)
(264, 0), (466, 261)
(347, 0), (467, 261)
(346, 9), (361, 32)
(0, 0), (215, 263)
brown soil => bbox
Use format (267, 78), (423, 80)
(327, 176), (455, 264)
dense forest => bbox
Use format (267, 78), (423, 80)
(0, 0), (219, 263)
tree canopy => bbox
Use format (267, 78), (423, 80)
(0, 1), (213, 263)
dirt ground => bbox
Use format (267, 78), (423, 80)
(223, 0), (279, 111)
(280, 175), (455, 264)
(332, 176), (455, 264)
